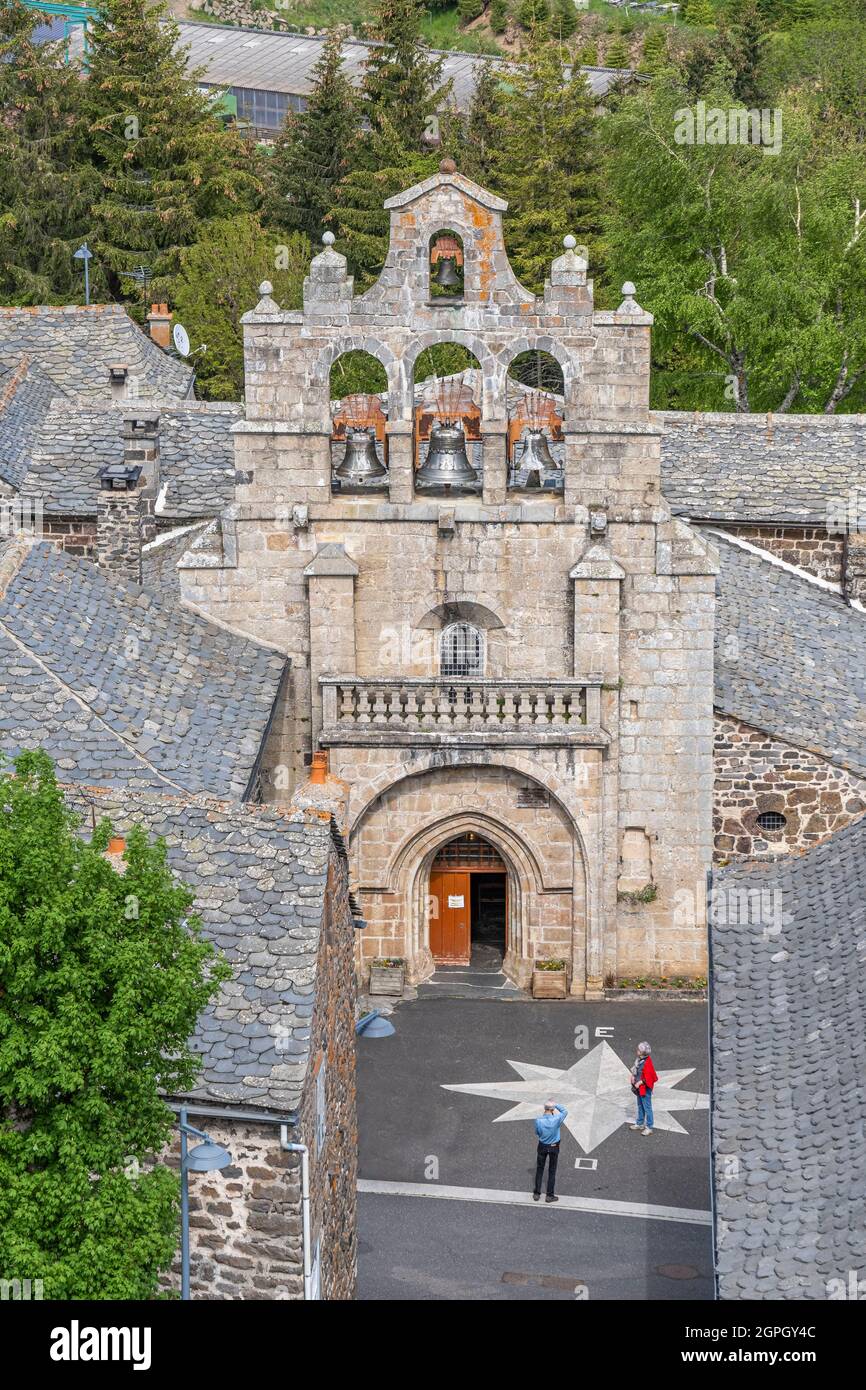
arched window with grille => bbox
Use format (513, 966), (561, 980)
(440, 622), (484, 678)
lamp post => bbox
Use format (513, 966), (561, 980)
(355, 1010), (396, 1038)
(73, 242), (92, 306)
(178, 1107), (232, 1300)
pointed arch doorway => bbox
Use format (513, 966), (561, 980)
(428, 833), (507, 967)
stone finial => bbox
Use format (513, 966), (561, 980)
(253, 280), (280, 313)
(322, 231), (335, 246)
(306, 230), (349, 290)
(549, 235), (588, 288)
(617, 281), (642, 313)
(439, 157), (457, 174)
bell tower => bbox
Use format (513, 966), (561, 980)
(179, 162), (718, 999)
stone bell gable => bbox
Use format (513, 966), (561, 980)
(180, 163), (718, 997)
(236, 160), (658, 512)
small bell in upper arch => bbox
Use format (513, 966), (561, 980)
(432, 256), (461, 292)
(335, 426), (387, 483)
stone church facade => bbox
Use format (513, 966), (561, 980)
(179, 163), (718, 997)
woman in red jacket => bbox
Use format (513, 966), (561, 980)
(630, 1041), (658, 1136)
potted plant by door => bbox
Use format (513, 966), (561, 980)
(531, 958), (567, 999)
(369, 957), (406, 996)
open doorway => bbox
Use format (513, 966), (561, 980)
(428, 834), (507, 967)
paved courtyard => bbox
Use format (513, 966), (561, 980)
(357, 996), (713, 1301)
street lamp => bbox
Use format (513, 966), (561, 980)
(355, 1010), (396, 1038)
(178, 1106), (232, 1301)
(73, 242), (92, 306)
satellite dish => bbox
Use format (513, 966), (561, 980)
(172, 323), (191, 357)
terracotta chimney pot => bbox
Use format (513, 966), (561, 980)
(310, 751), (329, 784)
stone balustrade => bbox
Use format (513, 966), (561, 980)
(320, 677), (606, 747)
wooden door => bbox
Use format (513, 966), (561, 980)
(429, 870), (471, 964)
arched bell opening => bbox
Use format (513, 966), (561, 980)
(428, 230), (465, 302)
(426, 833), (509, 970)
(506, 350), (566, 494)
(330, 351), (389, 494)
(412, 344), (482, 495)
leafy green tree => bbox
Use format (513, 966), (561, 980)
(492, 34), (600, 292)
(0, 751), (230, 1299)
(603, 73), (866, 412)
(0, 4), (94, 303)
(173, 216), (310, 400)
(82, 0), (261, 311)
(269, 31), (359, 244)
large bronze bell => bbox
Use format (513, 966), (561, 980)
(335, 426), (387, 483)
(520, 428), (559, 484)
(416, 421), (478, 489)
(433, 256), (461, 292)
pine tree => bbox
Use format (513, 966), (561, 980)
(81, 0), (261, 311)
(331, 119), (439, 286)
(519, 0), (549, 27)
(578, 41), (599, 65)
(491, 34), (600, 292)
(682, 0), (716, 24)
(604, 37), (632, 69)
(361, 0), (449, 148)
(490, 0), (509, 33)
(552, 0), (579, 40)
(458, 0), (485, 20)
(0, 4), (93, 303)
(719, 0), (768, 105)
(269, 31), (359, 244)
(638, 26), (669, 74)
(451, 61), (505, 189)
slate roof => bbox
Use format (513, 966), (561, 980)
(62, 784), (344, 1113)
(0, 305), (194, 402)
(19, 399), (240, 517)
(710, 813), (866, 1299)
(0, 539), (286, 798)
(181, 20), (631, 110)
(712, 531), (866, 777)
(0, 357), (59, 490)
(659, 411), (866, 524)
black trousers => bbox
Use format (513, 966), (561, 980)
(534, 1141), (560, 1197)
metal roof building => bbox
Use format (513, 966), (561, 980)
(178, 21), (632, 131)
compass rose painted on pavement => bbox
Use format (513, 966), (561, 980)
(442, 1040), (709, 1154)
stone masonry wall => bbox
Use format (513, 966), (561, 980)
(297, 840), (358, 1300)
(159, 1119), (305, 1300)
(721, 524), (842, 585)
(714, 713), (866, 861)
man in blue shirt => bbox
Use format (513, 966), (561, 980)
(533, 1100), (568, 1203)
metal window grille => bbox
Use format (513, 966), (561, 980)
(433, 835), (504, 869)
(756, 810), (787, 833)
(440, 622), (483, 677)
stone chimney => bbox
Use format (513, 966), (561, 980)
(95, 413), (161, 583)
(146, 302), (172, 350)
(96, 462), (144, 587)
(108, 363), (129, 401)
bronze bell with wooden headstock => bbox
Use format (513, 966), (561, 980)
(335, 426), (387, 483)
(520, 428), (558, 485)
(415, 421), (478, 489)
(433, 256), (461, 291)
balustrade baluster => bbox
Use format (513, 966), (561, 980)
(550, 689), (566, 725)
(419, 684), (437, 729)
(499, 689), (516, 724)
(468, 685), (485, 728)
(338, 684), (356, 724)
(403, 686), (420, 727)
(517, 688), (533, 726)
